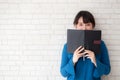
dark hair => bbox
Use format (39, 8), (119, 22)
(73, 10), (95, 28)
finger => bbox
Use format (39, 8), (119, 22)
(79, 47), (85, 53)
(87, 57), (91, 59)
(74, 46), (82, 53)
(77, 53), (85, 58)
(84, 54), (89, 57)
(86, 56), (92, 59)
(83, 51), (89, 55)
(84, 50), (91, 55)
(77, 50), (84, 55)
(76, 46), (83, 51)
(77, 50), (85, 55)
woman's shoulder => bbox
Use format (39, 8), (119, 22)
(64, 43), (67, 46)
(63, 43), (67, 49)
(62, 43), (73, 55)
(101, 40), (107, 46)
(100, 40), (108, 53)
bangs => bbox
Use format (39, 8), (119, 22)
(82, 15), (91, 23)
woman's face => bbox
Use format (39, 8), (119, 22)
(75, 17), (93, 30)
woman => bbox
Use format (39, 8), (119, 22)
(60, 10), (111, 80)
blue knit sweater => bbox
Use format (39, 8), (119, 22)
(60, 41), (111, 80)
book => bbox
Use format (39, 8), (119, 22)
(67, 29), (101, 54)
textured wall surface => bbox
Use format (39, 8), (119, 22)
(0, 0), (120, 80)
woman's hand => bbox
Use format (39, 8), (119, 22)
(73, 46), (85, 65)
(84, 50), (97, 67)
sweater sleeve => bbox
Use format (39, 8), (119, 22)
(93, 41), (111, 78)
(60, 44), (75, 77)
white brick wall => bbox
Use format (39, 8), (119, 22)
(0, 0), (120, 80)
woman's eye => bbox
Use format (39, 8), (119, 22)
(86, 23), (92, 26)
(86, 24), (90, 26)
